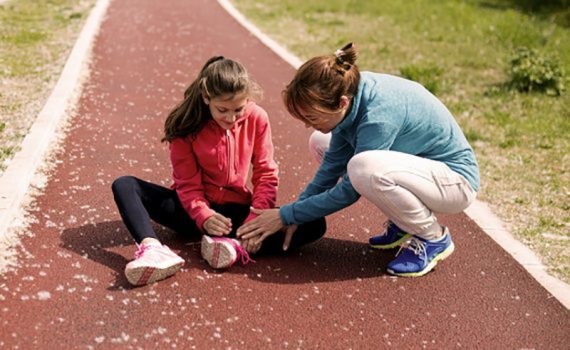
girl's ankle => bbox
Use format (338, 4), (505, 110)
(140, 238), (161, 246)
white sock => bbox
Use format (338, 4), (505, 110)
(141, 239), (162, 247)
(428, 227), (448, 242)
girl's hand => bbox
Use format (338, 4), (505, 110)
(237, 208), (284, 245)
(203, 213), (232, 236)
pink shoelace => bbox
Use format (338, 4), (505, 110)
(226, 238), (255, 265)
(134, 243), (148, 259)
(134, 243), (161, 259)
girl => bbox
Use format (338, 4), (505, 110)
(238, 43), (480, 277)
(112, 56), (326, 286)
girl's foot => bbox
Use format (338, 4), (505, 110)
(201, 235), (253, 269)
(124, 242), (184, 286)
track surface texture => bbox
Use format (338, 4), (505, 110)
(1, 0), (568, 348)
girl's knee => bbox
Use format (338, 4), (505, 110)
(111, 175), (137, 194)
(310, 217), (327, 238)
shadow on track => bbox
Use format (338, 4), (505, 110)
(60, 221), (394, 287)
(59, 220), (199, 289)
(224, 235), (394, 284)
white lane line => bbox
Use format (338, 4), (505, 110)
(0, 0), (112, 264)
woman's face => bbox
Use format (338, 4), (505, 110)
(298, 109), (346, 134)
(205, 92), (248, 130)
(297, 96), (351, 134)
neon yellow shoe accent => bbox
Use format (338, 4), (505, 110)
(387, 240), (455, 277)
(370, 233), (412, 249)
(369, 222), (412, 249)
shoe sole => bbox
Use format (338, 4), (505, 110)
(370, 233), (412, 250)
(201, 236), (237, 269)
(125, 262), (184, 286)
(387, 241), (455, 277)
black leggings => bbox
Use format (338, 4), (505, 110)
(111, 176), (326, 255)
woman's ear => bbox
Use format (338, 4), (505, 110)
(339, 95), (350, 110)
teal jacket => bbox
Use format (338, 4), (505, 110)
(279, 72), (480, 225)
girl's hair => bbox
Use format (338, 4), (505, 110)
(283, 42), (360, 121)
(163, 56), (260, 142)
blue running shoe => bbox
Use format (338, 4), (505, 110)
(369, 221), (412, 249)
(387, 228), (455, 277)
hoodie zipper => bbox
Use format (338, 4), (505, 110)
(226, 129), (232, 186)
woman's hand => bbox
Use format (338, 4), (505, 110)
(203, 212), (232, 236)
(282, 224), (298, 251)
(241, 237), (261, 254)
(237, 208), (284, 245)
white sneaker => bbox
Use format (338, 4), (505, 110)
(124, 242), (184, 286)
(201, 235), (253, 269)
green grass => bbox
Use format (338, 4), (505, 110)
(0, 0), (95, 167)
(232, 0), (570, 283)
(399, 64), (444, 95)
(0, 0), (85, 77)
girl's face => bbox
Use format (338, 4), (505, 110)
(204, 92), (248, 130)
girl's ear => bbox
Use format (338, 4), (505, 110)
(202, 93), (210, 105)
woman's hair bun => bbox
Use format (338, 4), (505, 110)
(334, 42), (358, 66)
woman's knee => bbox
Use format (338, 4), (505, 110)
(348, 151), (387, 193)
(308, 131), (331, 163)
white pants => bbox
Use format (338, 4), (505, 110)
(309, 131), (477, 240)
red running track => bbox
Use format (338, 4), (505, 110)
(1, 0), (568, 348)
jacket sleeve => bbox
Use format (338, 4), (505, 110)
(246, 109), (279, 222)
(279, 172), (360, 225)
(169, 137), (215, 231)
(279, 133), (360, 225)
(298, 133), (352, 201)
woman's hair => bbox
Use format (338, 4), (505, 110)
(283, 42), (360, 121)
(163, 56), (260, 142)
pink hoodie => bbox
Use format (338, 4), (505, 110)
(169, 101), (278, 231)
